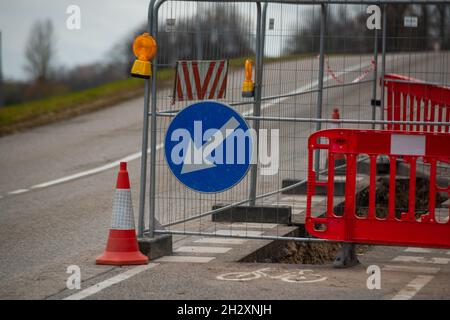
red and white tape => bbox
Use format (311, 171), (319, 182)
(320, 55), (375, 84)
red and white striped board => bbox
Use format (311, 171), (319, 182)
(172, 60), (229, 103)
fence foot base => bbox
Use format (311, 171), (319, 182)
(333, 243), (359, 268)
(212, 204), (292, 225)
(138, 234), (172, 260)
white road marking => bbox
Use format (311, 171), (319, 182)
(155, 255), (215, 263)
(280, 195), (325, 202)
(404, 247), (432, 254)
(194, 238), (246, 245)
(382, 265), (440, 274)
(8, 189), (29, 195)
(174, 246), (232, 254)
(392, 256), (450, 265)
(32, 144), (163, 189)
(391, 275), (434, 300)
(1, 60), (374, 199)
(226, 223), (278, 229)
(63, 263), (158, 300)
(214, 230), (263, 237)
(276, 203), (307, 210)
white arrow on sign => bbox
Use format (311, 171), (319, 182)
(181, 116), (240, 174)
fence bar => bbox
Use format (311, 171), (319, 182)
(152, 157), (365, 229)
(314, 3), (327, 175)
(248, 2), (265, 206)
(147, 0), (165, 238)
(153, 229), (332, 243)
(137, 0), (158, 237)
(371, 28), (378, 129)
(150, 111), (450, 127)
(379, 3), (387, 127)
(157, 0), (447, 5)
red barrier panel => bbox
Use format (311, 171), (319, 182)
(306, 129), (450, 248)
(383, 74), (450, 132)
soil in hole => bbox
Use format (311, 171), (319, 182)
(355, 176), (448, 219)
(242, 226), (369, 264)
(272, 241), (341, 264)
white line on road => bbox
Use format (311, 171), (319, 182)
(155, 256), (215, 263)
(1, 59), (375, 200)
(292, 209), (305, 215)
(226, 223), (278, 229)
(392, 256), (450, 265)
(404, 247), (432, 254)
(194, 238), (247, 245)
(382, 265), (440, 274)
(391, 275), (434, 300)
(63, 263), (158, 300)
(214, 230), (263, 237)
(174, 246), (232, 254)
(0, 143), (162, 199)
(7, 189), (29, 195)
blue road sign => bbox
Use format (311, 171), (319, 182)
(164, 101), (253, 193)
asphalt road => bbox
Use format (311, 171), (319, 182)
(0, 51), (449, 299)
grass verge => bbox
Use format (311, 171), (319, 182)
(0, 54), (312, 136)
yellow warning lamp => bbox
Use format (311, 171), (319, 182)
(130, 32), (157, 79)
(241, 59), (254, 98)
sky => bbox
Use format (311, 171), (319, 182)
(0, 0), (149, 81)
(0, 0), (363, 82)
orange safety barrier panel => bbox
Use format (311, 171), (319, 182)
(306, 129), (450, 248)
(383, 74), (450, 133)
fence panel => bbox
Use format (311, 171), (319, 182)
(138, 0), (450, 244)
(383, 74), (450, 132)
(306, 128), (450, 248)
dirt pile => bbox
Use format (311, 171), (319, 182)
(356, 176), (447, 219)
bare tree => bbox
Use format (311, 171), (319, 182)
(24, 19), (56, 82)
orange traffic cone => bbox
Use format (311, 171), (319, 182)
(96, 162), (148, 265)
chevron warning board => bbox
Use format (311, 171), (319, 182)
(173, 60), (229, 103)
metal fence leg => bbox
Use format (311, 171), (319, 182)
(137, 0), (158, 238)
(147, 1), (163, 239)
(333, 243), (359, 268)
(248, 2), (265, 206)
(314, 4), (327, 176)
(371, 28), (378, 129)
(137, 81), (151, 237)
(380, 4), (387, 128)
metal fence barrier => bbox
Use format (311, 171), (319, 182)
(136, 0), (450, 244)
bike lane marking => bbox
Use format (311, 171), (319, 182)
(216, 268), (327, 283)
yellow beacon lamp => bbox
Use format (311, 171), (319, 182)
(130, 32), (157, 79)
(241, 59), (254, 98)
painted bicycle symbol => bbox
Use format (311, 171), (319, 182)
(216, 267), (327, 283)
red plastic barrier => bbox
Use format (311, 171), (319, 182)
(306, 129), (450, 248)
(383, 74), (450, 132)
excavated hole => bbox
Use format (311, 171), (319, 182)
(241, 171), (448, 265)
(240, 226), (345, 265)
(336, 176), (448, 219)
